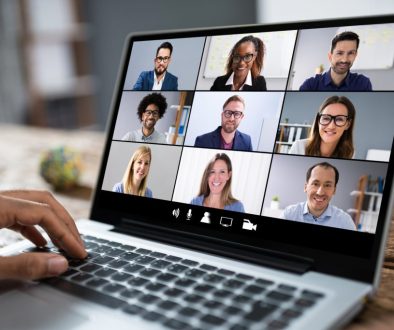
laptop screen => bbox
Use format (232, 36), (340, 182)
(92, 15), (394, 280)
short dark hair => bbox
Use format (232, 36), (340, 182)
(137, 93), (167, 121)
(222, 95), (245, 109)
(156, 41), (173, 56)
(331, 31), (359, 52)
(306, 162), (339, 186)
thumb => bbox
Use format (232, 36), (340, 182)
(0, 253), (68, 281)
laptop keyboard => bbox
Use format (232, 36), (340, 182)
(26, 235), (325, 329)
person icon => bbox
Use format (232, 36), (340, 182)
(201, 212), (211, 224)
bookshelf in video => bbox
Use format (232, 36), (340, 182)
(102, 21), (394, 234)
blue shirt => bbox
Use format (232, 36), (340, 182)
(283, 201), (356, 230)
(299, 69), (372, 91)
(190, 195), (245, 213)
(112, 182), (153, 198)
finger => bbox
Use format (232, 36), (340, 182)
(9, 224), (47, 247)
(0, 253), (68, 281)
(1, 190), (84, 246)
(0, 195), (86, 259)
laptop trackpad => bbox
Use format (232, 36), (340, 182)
(0, 289), (88, 330)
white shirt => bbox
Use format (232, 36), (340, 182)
(121, 128), (167, 144)
(225, 71), (252, 90)
(152, 71), (166, 90)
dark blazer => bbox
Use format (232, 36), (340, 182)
(194, 126), (253, 151)
(132, 70), (178, 91)
(210, 73), (267, 91)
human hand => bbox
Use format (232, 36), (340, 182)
(0, 190), (87, 280)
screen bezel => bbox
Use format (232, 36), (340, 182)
(91, 15), (394, 283)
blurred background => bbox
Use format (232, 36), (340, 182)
(0, 0), (393, 131)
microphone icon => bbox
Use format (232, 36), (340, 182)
(186, 209), (192, 220)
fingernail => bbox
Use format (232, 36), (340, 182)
(47, 256), (68, 276)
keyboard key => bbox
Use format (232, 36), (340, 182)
(123, 304), (145, 315)
(233, 295), (252, 304)
(294, 298), (315, 308)
(282, 309), (302, 319)
(164, 288), (186, 298)
(184, 268), (206, 279)
(108, 259), (128, 269)
(142, 311), (163, 322)
(203, 300), (223, 309)
(120, 244), (136, 251)
(194, 284), (215, 293)
(217, 268), (235, 276)
(244, 301), (278, 322)
(180, 259), (199, 267)
(94, 245), (113, 254)
(150, 251), (166, 258)
(183, 293), (204, 303)
(158, 300), (180, 311)
(123, 264), (144, 274)
(93, 255), (114, 265)
(135, 248), (151, 255)
(86, 278), (109, 288)
(255, 278), (274, 287)
(203, 273), (225, 284)
(230, 325), (249, 330)
(267, 319), (288, 329)
(174, 278), (196, 288)
(167, 264), (189, 274)
(163, 318), (189, 330)
(105, 248), (124, 257)
(108, 241), (122, 248)
(178, 306), (200, 317)
(71, 273), (93, 283)
(139, 268), (160, 278)
(111, 272), (132, 282)
(199, 264), (217, 271)
(138, 293), (161, 304)
(128, 277), (149, 287)
(223, 279), (244, 289)
(301, 289), (325, 300)
(60, 268), (78, 278)
(266, 291), (293, 302)
(103, 283), (127, 293)
(223, 305), (243, 316)
(79, 263), (101, 273)
(150, 259), (171, 269)
(146, 282), (166, 292)
(95, 267), (116, 278)
(200, 314), (226, 326)
(244, 284), (265, 295)
(157, 273), (177, 283)
(120, 288), (143, 299)
(235, 273), (254, 281)
(165, 255), (182, 262)
(134, 256), (155, 265)
(45, 277), (126, 309)
(213, 289), (233, 299)
(120, 252), (140, 261)
(278, 284), (297, 292)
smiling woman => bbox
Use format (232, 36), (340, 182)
(210, 35), (267, 91)
(289, 95), (356, 159)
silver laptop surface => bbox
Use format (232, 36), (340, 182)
(1, 15), (394, 330)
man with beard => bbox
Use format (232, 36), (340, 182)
(194, 95), (252, 151)
(282, 162), (355, 230)
(133, 42), (178, 91)
(299, 31), (372, 91)
(122, 93), (167, 143)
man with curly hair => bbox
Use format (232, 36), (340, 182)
(122, 93), (168, 143)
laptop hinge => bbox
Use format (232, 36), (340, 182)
(113, 220), (313, 275)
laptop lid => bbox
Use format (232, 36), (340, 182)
(90, 15), (394, 285)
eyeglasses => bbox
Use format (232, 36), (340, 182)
(155, 56), (170, 63)
(144, 110), (160, 117)
(223, 110), (243, 119)
(232, 53), (256, 64)
(318, 114), (349, 127)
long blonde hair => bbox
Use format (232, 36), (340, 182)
(305, 95), (355, 158)
(122, 146), (151, 196)
(198, 153), (237, 207)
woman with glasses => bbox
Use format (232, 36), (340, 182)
(191, 153), (245, 212)
(289, 95), (355, 158)
(210, 35), (267, 91)
(113, 146), (153, 197)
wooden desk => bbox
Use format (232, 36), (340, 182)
(0, 124), (393, 328)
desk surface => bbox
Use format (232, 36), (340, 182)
(0, 124), (393, 329)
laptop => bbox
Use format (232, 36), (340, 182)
(1, 14), (394, 330)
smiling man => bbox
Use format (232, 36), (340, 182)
(133, 42), (178, 91)
(194, 95), (253, 151)
(122, 93), (167, 144)
(283, 162), (356, 230)
(299, 31), (372, 91)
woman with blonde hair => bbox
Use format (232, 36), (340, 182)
(191, 153), (244, 212)
(113, 146), (153, 197)
(210, 35), (267, 91)
(289, 95), (355, 159)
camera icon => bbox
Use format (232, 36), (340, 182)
(242, 219), (257, 231)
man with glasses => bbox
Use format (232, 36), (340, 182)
(282, 162), (356, 230)
(299, 31), (372, 91)
(133, 42), (178, 91)
(122, 93), (167, 143)
(194, 95), (253, 151)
